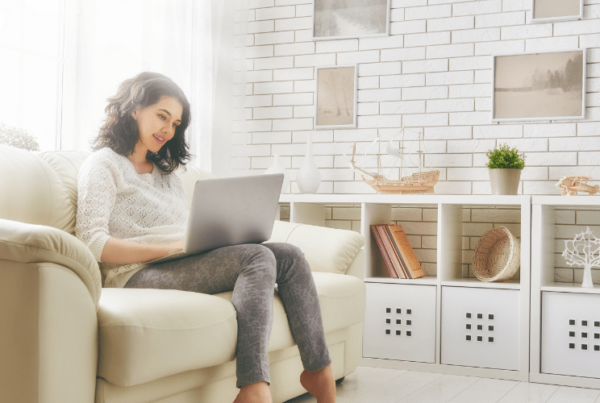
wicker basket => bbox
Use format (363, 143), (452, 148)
(472, 226), (520, 282)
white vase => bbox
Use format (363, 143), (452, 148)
(296, 132), (321, 193)
(582, 263), (594, 288)
(265, 154), (289, 194)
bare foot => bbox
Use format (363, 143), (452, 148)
(300, 364), (336, 403)
(233, 381), (273, 403)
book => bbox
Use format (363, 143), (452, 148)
(387, 224), (426, 279)
(370, 225), (398, 278)
(385, 226), (412, 279)
(375, 224), (407, 279)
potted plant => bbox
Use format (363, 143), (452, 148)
(0, 123), (40, 152)
(486, 143), (526, 195)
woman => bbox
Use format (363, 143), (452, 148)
(75, 72), (336, 403)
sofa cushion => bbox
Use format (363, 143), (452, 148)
(97, 272), (365, 387)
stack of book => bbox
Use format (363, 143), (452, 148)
(370, 224), (426, 279)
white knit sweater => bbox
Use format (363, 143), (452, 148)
(75, 147), (189, 288)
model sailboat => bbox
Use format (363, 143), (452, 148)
(349, 124), (440, 194)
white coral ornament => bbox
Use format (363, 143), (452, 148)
(562, 226), (600, 288)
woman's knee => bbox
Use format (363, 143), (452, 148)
(242, 244), (277, 279)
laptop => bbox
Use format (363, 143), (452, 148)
(146, 173), (284, 265)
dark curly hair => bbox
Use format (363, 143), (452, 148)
(90, 72), (194, 175)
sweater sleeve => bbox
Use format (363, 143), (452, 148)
(75, 154), (118, 262)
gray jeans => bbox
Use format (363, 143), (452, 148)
(124, 242), (332, 389)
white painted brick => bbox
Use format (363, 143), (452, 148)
(473, 125), (522, 138)
(426, 43), (473, 59)
(392, 0), (427, 7)
(359, 35), (405, 51)
(332, 181), (376, 194)
(473, 153), (489, 166)
(337, 50), (380, 65)
(525, 152), (577, 166)
(249, 0), (274, 8)
(475, 97), (492, 111)
(357, 102), (380, 115)
(584, 4), (600, 18)
(358, 88), (402, 102)
(449, 83), (491, 98)
(452, 28), (500, 44)
(521, 167), (548, 180)
(475, 70), (492, 83)
(254, 56), (293, 70)
(502, 0), (528, 12)
(580, 152), (600, 165)
(448, 139), (495, 153)
(524, 124), (576, 138)
(357, 115), (403, 128)
(402, 59), (448, 73)
(333, 129), (377, 142)
(448, 167), (489, 180)
(403, 86), (448, 100)
(359, 62), (401, 76)
(525, 36), (579, 52)
(316, 39), (358, 54)
(293, 105), (314, 118)
(271, 143), (306, 155)
(275, 16), (312, 31)
(403, 113), (449, 127)
(294, 29), (313, 42)
(587, 93), (600, 107)
(475, 39), (524, 56)
(358, 76), (380, 90)
(380, 100), (426, 114)
(449, 56), (491, 71)
(554, 19), (600, 36)
(390, 20), (427, 35)
(391, 8), (405, 22)
(251, 131), (292, 143)
(578, 123), (600, 137)
(245, 94), (273, 107)
(405, 31), (451, 47)
(450, 112), (490, 125)
(587, 77), (600, 92)
(501, 24), (552, 40)
(295, 53), (336, 67)
(427, 98), (474, 113)
(500, 138), (547, 152)
(292, 130), (333, 143)
(273, 93), (313, 105)
(294, 79), (315, 92)
(246, 10), (257, 22)
(550, 166), (600, 179)
(380, 74), (426, 88)
(247, 119), (272, 132)
(475, 12), (525, 28)
(405, 4), (451, 20)
(581, 34), (600, 49)
(426, 153), (473, 167)
(453, 0), (501, 16)
(590, 64), (600, 78)
(256, 6), (295, 20)
(246, 45), (274, 59)
(427, 16), (474, 32)
(253, 106), (293, 120)
(252, 155), (291, 169)
(276, 0), (310, 5)
(245, 83), (253, 96)
(424, 126), (472, 139)
(247, 70), (273, 83)
(248, 20), (275, 34)
(295, 4), (312, 17)
(273, 118), (313, 131)
(255, 31), (294, 45)
(426, 71), (473, 85)
(550, 137), (600, 151)
(275, 42), (315, 56)
(273, 67), (313, 81)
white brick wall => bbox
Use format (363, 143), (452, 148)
(238, 0), (600, 200)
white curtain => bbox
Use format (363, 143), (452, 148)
(60, 0), (249, 176)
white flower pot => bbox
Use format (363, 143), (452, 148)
(488, 168), (522, 195)
(297, 132), (321, 193)
(265, 154), (290, 194)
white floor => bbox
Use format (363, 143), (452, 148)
(285, 366), (600, 403)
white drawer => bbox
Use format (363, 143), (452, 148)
(441, 286), (520, 370)
(363, 283), (436, 363)
(541, 292), (600, 378)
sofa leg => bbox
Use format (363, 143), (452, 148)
(335, 377), (345, 385)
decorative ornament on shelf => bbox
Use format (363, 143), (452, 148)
(556, 176), (599, 196)
(486, 143), (526, 195)
(296, 132), (321, 193)
(0, 122), (40, 152)
(562, 226), (600, 289)
(265, 154), (290, 194)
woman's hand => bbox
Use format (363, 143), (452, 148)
(166, 238), (185, 255)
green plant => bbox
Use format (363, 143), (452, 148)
(486, 143), (526, 169)
(0, 122), (40, 151)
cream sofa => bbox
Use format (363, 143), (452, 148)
(0, 145), (367, 403)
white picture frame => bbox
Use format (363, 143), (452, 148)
(311, 0), (391, 41)
(491, 48), (586, 123)
(530, 0), (584, 23)
(314, 65), (358, 130)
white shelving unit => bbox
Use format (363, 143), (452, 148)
(279, 194), (531, 382)
(530, 196), (600, 388)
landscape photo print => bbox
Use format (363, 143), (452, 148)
(315, 65), (357, 129)
(492, 49), (586, 122)
(313, 0), (390, 40)
(531, 0), (583, 22)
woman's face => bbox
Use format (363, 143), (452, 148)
(131, 95), (183, 154)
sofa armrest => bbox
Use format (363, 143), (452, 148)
(0, 218), (102, 310)
(265, 220), (365, 276)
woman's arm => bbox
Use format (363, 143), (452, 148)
(101, 237), (184, 265)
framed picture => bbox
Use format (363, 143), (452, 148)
(491, 49), (586, 123)
(530, 0), (583, 23)
(314, 65), (357, 130)
(312, 0), (391, 41)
